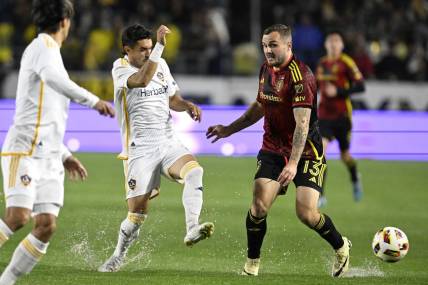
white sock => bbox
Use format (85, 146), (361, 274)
(0, 234), (48, 285)
(0, 219), (13, 248)
(113, 212), (146, 257)
(182, 166), (204, 232)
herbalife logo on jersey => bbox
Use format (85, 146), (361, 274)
(140, 86), (168, 97)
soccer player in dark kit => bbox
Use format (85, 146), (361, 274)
(316, 32), (365, 207)
(206, 24), (351, 277)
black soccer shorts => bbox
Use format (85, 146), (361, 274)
(254, 150), (326, 194)
(319, 117), (352, 152)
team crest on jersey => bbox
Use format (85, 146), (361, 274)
(157, 72), (164, 81)
(20, 175), (31, 186)
(275, 79), (284, 92)
(294, 83), (304, 94)
(260, 77), (265, 84)
(128, 179), (136, 190)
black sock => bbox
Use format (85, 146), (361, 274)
(313, 214), (344, 250)
(345, 159), (358, 182)
(246, 210), (267, 259)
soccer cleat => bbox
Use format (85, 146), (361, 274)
(241, 258), (260, 276)
(318, 195), (328, 208)
(352, 175), (363, 202)
(98, 255), (125, 272)
(184, 222), (214, 246)
(332, 237), (352, 277)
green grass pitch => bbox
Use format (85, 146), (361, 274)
(1, 154), (427, 284)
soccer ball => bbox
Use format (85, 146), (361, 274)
(372, 227), (409, 262)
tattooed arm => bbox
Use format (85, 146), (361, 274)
(277, 107), (311, 185)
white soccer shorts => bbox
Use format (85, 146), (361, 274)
(123, 138), (191, 199)
(1, 155), (64, 216)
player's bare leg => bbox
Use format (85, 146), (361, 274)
(242, 178), (280, 276)
(295, 186), (351, 277)
(340, 150), (362, 201)
(318, 137), (330, 208)
(168, 154), (214, 246)
(98, 194), (150, 272)
(0, 209), (56, 285)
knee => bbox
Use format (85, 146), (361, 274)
(4, 212), (30, 231)
(252, 199), (269, 217)
(296, 207), (318, 227)
(35, 221), (57, 238)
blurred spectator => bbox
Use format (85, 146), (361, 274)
(0, 0), (427, 81)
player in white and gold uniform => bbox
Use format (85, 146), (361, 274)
(98, 24), (214, 272)
(0, 1), (115, 284)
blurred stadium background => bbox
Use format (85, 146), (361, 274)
(1, 0), (428, 160)
(0, 1), (428, 285)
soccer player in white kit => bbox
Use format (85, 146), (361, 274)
(0, 1), (115, 284)
(98, 24), (214, 272)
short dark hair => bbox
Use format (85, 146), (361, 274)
(121, 24), (152, 51)
(32, 0), (74, 33)
(263, 24), (292, 39)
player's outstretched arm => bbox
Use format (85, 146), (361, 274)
(127, 25), (171, 88)
(206, 101), (264, 143)
(169, 93), (201, 122)
(277, 107), (311, 185)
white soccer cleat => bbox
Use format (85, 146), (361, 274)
(184, 222), (214, 246)
(332, 237), (352, 277)
(98, 255), (125, 272)
(241, 257), (260, 276)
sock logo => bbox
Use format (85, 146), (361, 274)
(196, 187), (204, 192)
(128, 179), (136, 190)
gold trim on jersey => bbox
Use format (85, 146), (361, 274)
(1, 81), (44, 157)
(341, 54), (363, 80)
(8, 156), (20, 188)
(122, 89), (130, 160)
(318, 163), (327, 187)
(41, 34), (56, 48)
(120, 57), (129, 66)
(21, 238), (44, 260)
(345, 97), (353, 119)
(307, 139), (324, 160)
(289, 60), (303, 83)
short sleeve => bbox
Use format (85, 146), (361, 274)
(292, 64), (316, 108)
(112, 59), (137, 89)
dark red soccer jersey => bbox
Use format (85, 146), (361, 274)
(316, 53), (363, 120)
(256, 56), (323, 160)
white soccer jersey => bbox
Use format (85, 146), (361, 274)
(112, 56), (179, 159)
(1, 33), (99, 157)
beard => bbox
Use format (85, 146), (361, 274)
(266, 53), (285, 67)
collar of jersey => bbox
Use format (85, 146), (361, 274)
(39, 33), (59, 49)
